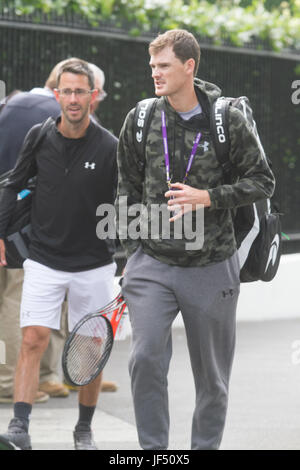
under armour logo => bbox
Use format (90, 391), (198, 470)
(199, 141), (210, 152)
(222, 289), (234, 298)
(84, 162), (96, 170)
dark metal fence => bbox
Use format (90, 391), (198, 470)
(0, 18), (299, 253)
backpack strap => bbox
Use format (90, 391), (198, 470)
(30, 116), (53, 153)
(210, 97), (232, 182)
(19, 117), (54, 187)
(133, 98), (157, 173)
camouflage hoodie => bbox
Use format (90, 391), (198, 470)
(116, 78), (275, 267)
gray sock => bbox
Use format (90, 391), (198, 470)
(75, 404), (96, 431)
(13, 402), (32, 432)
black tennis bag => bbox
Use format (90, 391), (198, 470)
(211, 96), (281, 282)
(0, 170), (34, 268)
(0, 117), (52, 268)
(133, 96), (281, 283)
(232, 198), (281, 282)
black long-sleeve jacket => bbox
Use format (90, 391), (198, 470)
(0, 117), (118, 272)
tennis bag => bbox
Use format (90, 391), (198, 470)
(210, 96), (281, 282)
(133, 96), (281, 283)
(0, 170), (34, 268)
(0, 117), (52, 268)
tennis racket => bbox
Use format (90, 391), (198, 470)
(62, 293), (127, 387)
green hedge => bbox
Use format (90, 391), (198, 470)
(5, 0), (300, 51)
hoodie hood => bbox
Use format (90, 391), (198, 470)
(162, 78), (222, 125)
(194, 78), (222, 106)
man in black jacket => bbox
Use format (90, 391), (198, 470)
(0, 58), (118, 450)
(0, 60), (70, 405)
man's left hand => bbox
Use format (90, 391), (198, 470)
(165, 182), (211, 222)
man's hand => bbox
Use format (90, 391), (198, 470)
(0, 239), (7, 266)
(165, 182), (211, 222)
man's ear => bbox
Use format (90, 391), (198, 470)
(53, 89), (60, 103)
(185, 58), (196, 76)
(91, 88), (99, 103)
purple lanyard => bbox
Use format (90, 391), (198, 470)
(161, 110), (201, 187)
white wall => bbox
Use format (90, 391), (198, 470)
(237, 253), (300, 322)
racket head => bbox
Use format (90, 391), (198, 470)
(62, 313), (114, 387)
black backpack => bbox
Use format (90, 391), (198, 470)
(133, 96), (281, 283)
(0, 117), (52, 268)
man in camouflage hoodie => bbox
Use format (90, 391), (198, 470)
(116, 29), (275, 450)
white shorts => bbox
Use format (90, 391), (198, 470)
(20, 259), (117, 331)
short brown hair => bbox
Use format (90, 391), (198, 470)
(56, 58), (95, 89)
(149, 29), (201, 76)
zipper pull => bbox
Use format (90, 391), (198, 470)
(17, 189), (31, 200)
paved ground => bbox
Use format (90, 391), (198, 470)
(1, 318), (300, 450)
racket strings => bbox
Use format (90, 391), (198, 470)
(63, 295), (126, 387)
(65, 315), (113, 385)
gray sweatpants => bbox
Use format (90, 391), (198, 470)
(122, 247), (240, 450)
